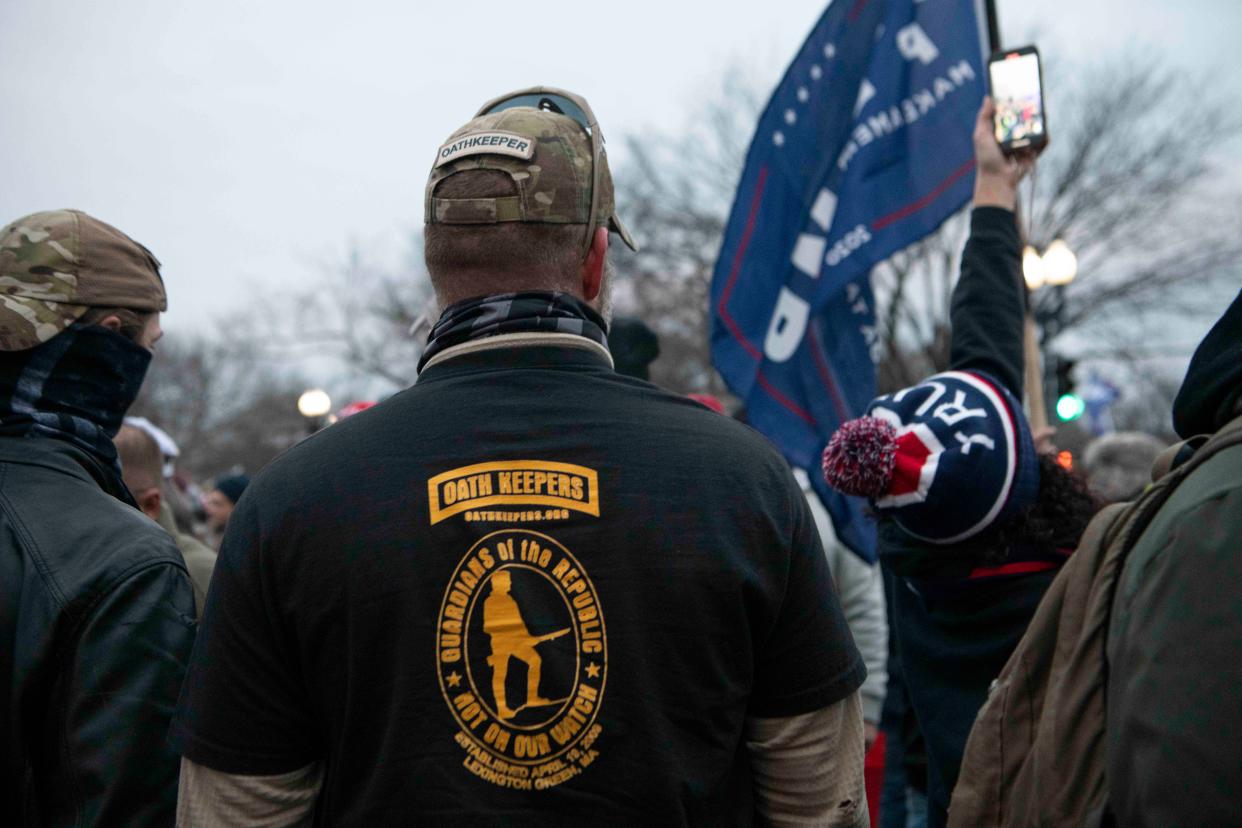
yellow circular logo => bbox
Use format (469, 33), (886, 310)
(437, 529), (607, 790)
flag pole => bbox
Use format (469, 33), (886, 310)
(1024, 318), (1049, 430)
(983, 0), (1001, 51)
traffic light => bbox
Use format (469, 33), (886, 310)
(1056, 393), (1085, 421)
(1054, 358), (1084, 422)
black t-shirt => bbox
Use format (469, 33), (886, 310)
(170, 342), (864, 826)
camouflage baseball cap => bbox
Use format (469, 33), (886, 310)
(426, 99), (637, 253)
(0, 209), (166, 351)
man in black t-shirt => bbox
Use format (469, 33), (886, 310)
(170, 87), (867, 826)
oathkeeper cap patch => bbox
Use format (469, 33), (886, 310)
(425, 103), (638, 251)
(435, 132), (536, 168)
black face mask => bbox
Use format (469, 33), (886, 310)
(0, 323), (153, 487)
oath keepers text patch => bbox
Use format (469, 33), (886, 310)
(435, 131), (536, 168)
(428, 461), (600, 525)
(437, 529), (607, 790)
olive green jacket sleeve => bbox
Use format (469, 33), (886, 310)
(1106, 441), (1242, 827)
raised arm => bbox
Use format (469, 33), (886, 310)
(948, 98), (1038, 398)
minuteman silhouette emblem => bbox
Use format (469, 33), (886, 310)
(437, 529), (607, 790)
(483, 570), (569, 719)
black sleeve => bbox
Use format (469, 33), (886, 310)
(949, 207), (1026, 397)
(58, 560), (196, 827)
(749, 470), (866, 718)
(169, 493), (317, 775)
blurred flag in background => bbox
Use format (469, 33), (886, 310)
(711, 0), (991, 562)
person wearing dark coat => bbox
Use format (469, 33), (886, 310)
(820, 100), (1097, 827)
(1104, 287), (1242, 826)
(607, 316), (660, 380)
(0, 210), (195, 826)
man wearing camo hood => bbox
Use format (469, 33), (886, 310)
(172, 88), (867, 826)
(0, 210), (196, 826)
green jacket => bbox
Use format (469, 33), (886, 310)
(1106, 284), (1242, 826)
(1105, 408), (1242, 827)
(157, 500), (216, 619)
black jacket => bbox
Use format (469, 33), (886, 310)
(0, 437), (196, 826)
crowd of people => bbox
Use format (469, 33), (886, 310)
(1, 83), (1238, 828)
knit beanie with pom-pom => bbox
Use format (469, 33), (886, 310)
(822, 370), (1039, 544)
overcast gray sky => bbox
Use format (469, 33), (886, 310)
(2, 0), (1238, 335)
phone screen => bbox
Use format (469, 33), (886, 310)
(990, 52), (1044, 147)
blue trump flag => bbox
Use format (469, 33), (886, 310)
(711, 0), (989, 562)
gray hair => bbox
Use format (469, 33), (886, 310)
(1082, 431), (1167, 503)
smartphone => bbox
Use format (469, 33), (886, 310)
(988, 45), (1047, 153)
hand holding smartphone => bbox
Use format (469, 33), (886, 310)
(988, 45), (1048, 154)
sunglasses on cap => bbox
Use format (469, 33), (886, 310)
(475, 86), (610, 258)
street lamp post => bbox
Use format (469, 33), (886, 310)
(297, 388), (333, 435)
(1024, 240), (1079, 423)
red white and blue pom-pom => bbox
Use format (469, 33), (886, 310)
(822, 416), (898, 498)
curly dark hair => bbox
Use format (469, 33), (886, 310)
(977, 453), (1103, 565)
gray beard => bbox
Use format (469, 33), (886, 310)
(420, 256), (614, 332)
(596, 258), (614, 328)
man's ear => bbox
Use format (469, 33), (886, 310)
(580, 226), (609, 301)
(97, 315), (123, 333)
(138, 487), (162, 522)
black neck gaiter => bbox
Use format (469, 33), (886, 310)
(0, 324), (152, 488)
(418, 292), (609, 373)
